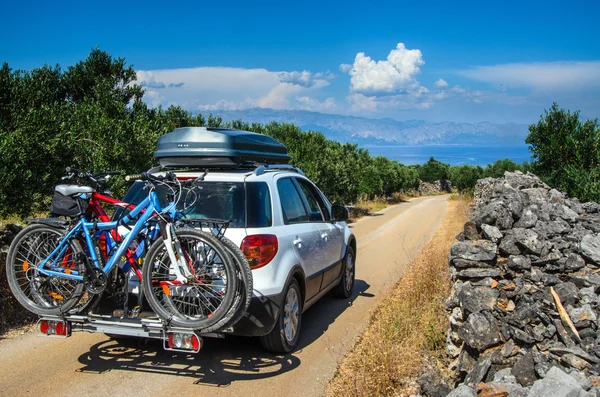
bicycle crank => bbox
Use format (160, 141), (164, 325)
(84, 268), (108, 295)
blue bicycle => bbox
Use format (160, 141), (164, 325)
(7, 172), (238, 329)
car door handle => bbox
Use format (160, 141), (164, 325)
(321, 232), (328, 240)
(293, 238), (303, 247)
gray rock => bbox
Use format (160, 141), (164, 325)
(494, 367), (517, 383)
(514, 228), (543, 255)
(552, 282), (580, 306)
(549, 188), (567, 204)
(512, 352), (536, 386)
(515, 206), (539, 228)
(446, 385), (476, 397)
(549, 346), (600, 364)
(500, 228), (542, 255)
(458, 284), (499, 315)
(566, 254), (586, 271)
(464, 221), (480, 241)
(476, 201), (515, 230)
(510, 199), (525, 220)
(458, 312), (502, 351)
(451, 240), (498, 262)
(537, 219), (572, 237)
(553, 204), (580, 223)
(578, 287), (596, 305)
(568, 370), (592, 391)
(528, 367), (583, 397)
(581, 234), (600, 266)
(452, 258), (493, 269)
(522, 187), (550, 205)
(481, 224), (503, 243)
(464, 355), (492, 388)
(500, 232), (522, 255)
(508, 255), (532, 271)
(510, 326), (536, 344)
(570, 271), (600, 288)
(567, 304), (597, 324)
(457, 268), (503, 279)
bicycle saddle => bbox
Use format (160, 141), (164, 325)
(54, 184), (94, 196)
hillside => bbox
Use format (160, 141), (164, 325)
(209, 108), (529, 145)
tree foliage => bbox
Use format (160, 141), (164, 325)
(526, 103), (600, 201)
(0, 49), (422, 216)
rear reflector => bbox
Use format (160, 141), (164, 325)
(165, 332), (202, 352)
(240, 234), (278, 270)
(38, 319), (70, 337)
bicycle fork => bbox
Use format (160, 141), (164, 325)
(160, 222), (193, 282)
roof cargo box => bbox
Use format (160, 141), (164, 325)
(154, 127), (290, 168)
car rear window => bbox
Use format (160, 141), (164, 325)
(117, 181), (272, 228)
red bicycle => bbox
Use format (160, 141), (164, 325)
(58, 168), (155, 314)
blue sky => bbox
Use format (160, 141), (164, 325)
(2, 0), (599, 123)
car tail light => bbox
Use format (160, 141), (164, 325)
(38, 319), (70, 337)
(241, 234), (278, 269)
(165, 332), (202, 352)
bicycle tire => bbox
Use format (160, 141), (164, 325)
(6, 224), (85, 315)
(141, 228), (237, 329)
(216, 236), (253, 331)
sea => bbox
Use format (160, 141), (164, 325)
(364, 144), (532, 166)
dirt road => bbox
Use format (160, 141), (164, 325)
(0, 195), (449, 397)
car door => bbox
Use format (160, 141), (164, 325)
(276, 177), (324, 300)
(294, 178), (345, 289)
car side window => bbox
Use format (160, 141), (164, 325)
(295, 178), (330, 222)
(277, 178), (310, 224)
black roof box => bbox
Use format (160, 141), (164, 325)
(154, 127), (290, 168)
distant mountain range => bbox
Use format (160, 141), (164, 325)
(209, 108), (529, 146)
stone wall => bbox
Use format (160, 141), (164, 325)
(419, 179), (453, 195)
(444, 171), (600, 396)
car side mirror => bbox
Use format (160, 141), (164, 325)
(331, 205), (349, 222)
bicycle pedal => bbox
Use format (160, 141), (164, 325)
(129, 306), (141, 318)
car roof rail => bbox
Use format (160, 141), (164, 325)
(253, 164), (305, 176)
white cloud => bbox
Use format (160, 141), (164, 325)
(342, 43), (425, 96)
(136, 66), (334, 111)
(435, 78), (449, 88)
(277, 71), (335, 87)
(458, 61), (600, 92)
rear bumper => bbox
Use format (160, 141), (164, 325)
(230, 292), (284, 337)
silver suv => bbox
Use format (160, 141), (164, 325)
(122, 165), (357, 352)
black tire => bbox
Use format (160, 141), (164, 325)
(217, 236), (253, 330)
(332, 246), (355, 299)
(141, 228), (237, 330)
(6, 224), (85, 315)
(260, 278), (302, 353)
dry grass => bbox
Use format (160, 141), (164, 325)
(327, 196), (470, 397)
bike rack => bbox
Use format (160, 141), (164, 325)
(37, 313), (224, 353)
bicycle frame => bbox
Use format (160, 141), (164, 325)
(89, 191), (149, 280)
(38, 192), (164, 281)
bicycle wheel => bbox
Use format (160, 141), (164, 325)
(6, 224), (85, 315)
(142, 228), (237, 329)
(217, 236), (253, 331)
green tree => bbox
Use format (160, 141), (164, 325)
(450, 165), (484, 192)
(484, 158), (523, 178)
(418, 157), (450, 182)
(526, 103), (600, 201)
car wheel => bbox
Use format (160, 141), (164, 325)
(260, 278), (302, 353)
(332, 246), (355, 299)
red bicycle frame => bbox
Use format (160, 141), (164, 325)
(88, 191), (144, 280)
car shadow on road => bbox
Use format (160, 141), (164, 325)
(75, 279), (371, 387)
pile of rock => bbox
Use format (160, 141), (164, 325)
(420, 179), (453, 195)
(444, 171), (600, 396)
